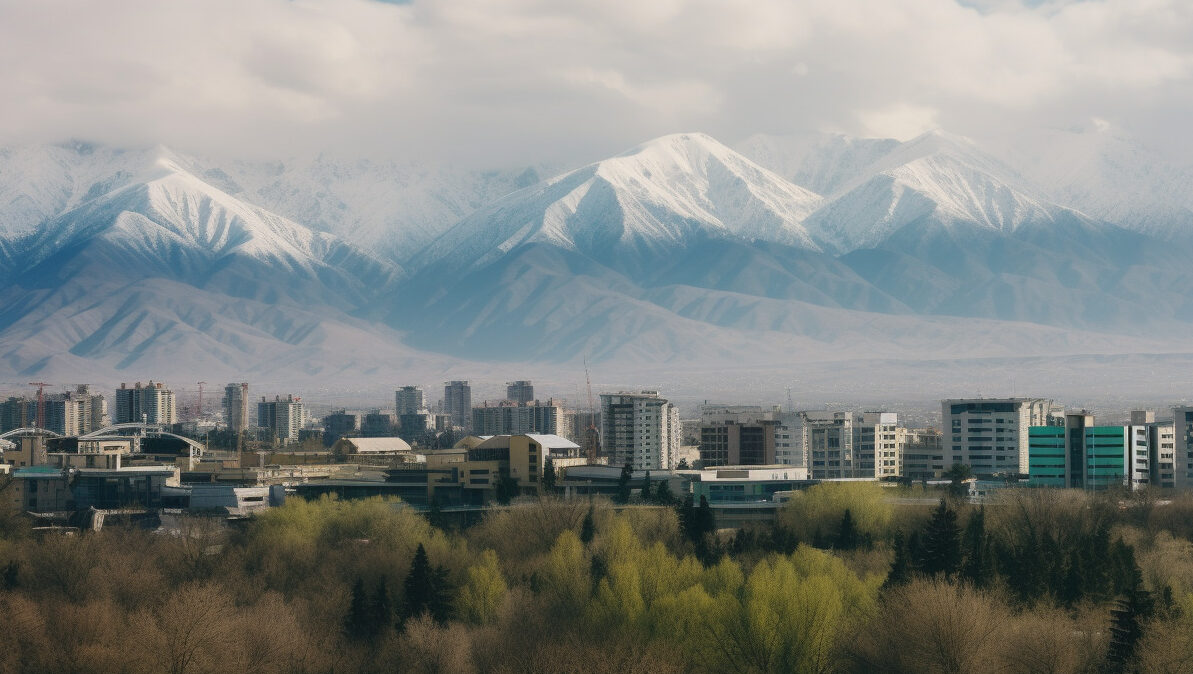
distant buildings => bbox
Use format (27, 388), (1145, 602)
(1029, 410), (1170, 491)
(601, 391), (681, 470)
(506, 380), (534, 405)
(322, 410), (364, 447)
(114, 381), (177, 425)
(40, 385), (108, 436)
(472, 399), (566, 436)
(943, 398), (1061, 477)
(223, 383), (249, 434)
(1171, 406), (1193, 489)
(395, 386), (425, 416)
(257, 395), (306, 444)
(443, 381), (472, 430)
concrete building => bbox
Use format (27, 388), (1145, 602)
(943, 398), (1062, 477)
(443, 381), (472, 430)
(699, 420), (778, 467)
(223, 383), (249, 434)
(322, 410), (364, 447)
(395, 386), (425, 416)
(257, 395), (306, 444)
(600, 391), (681, 470)
(1171, 406), (1193, 489)
(0, 397), (34, 432)
(1029, 414), (1152, 490)
(114, 381), (177, 425)
(801, 411), (896, 480)
(900, 428), (945, 480)
(506, 381), (534, 405)
(362, 411), (398, 437)
(35, 385), (109, 436)
(472, 400), (566, 436)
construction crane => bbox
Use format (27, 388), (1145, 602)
(28, 382), (50, 429)
(583, 358), (599, 464)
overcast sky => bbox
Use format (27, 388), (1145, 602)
(1, 0), (1190, 165)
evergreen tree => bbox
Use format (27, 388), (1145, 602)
(494, 474), (519, 505)
(1107, 562), (1153, 672)
(542, 457), (557, 492)
(615, 462), (633, 504)
(641, 470), (652, 501)
(580, 504), (596, 545)
(676, 458), (690, 470)
(654, 478), (675, 504)
(696, 495), (716, 538)
(345, 578), (372, 639)
(885, 530), (911, 588)
(370, 576), (392, 631)
(920, 499), (962, 577)
(944, 463), (973, 499)
(834, 509), (860, 550)
(678, 494), (697, 543)
(403, 543), (436, 625)
(960, 507), (991, 587)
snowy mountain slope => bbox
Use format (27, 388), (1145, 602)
(1, 156), (402, 308)
(215, 156), (554, 263)
(801, 131), (1073, 254)
(415, 133), (825, 276)
(1001, 125), (1193, 241)
(735, 132), (900, 195)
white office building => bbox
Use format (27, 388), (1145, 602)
(943, 398), (1061, 476)
(601, 391), (681, 470)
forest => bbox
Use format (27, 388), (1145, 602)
(2, 483), (1193, 673)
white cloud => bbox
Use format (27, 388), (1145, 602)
(0, 0), (1190, 164)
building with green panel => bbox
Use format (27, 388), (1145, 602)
(1028, 426), (1066, 487)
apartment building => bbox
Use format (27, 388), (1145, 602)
(114, 381), (177, 425)
(443, 381), (472, 430)
(943, 398), (1061, 476)
(472, 399), (566, 437)
(223, 383), (250, 434)
(601, 391), (681, 470)
(257, 395), (306, 443)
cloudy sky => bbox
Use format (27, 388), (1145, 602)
(1, 0), (1190, 165)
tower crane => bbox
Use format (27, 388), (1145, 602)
(584, 358), (599, 464)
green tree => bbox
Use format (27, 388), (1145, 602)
(960, 507), (991, 587)
(1107, 565), (1153, 672)
(456, 550), (507, 625)
(542, 457), (557, 492)
(920, 499), (962, 578)
(494, 474), (519, 505)
(641, 470), (652, 501)
(370, 577), (392, 632)
(676, 458), (690, 470)
(885, 530), (911, 588)
(615, 462), (633, 504)
(580, 505), (596, 545)
(834, 509), (860, 551)
(403, 543), (453, 625)
(344, 578), (372, 639)
(654, 478), (675, 505)
(945, 463), (973, 499)
(696, 496), (716, 538)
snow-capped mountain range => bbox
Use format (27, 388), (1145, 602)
(1, 127), (1191, 394)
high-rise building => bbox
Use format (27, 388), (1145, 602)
(223, 383), (250, 434)
(472, 400), (566, 436)
(395, 386), (425, 416)
(114, 381), (177, 425)
(323, 410), (364, 447)
(443, 381), (472, 430)
(257, 395), (306, 443)
(506, 381), (534, 405)
(1171, 406), (1193, 489)
(38, 385), (109, 436)
(943, 398), (1062, 476)
(1029, 412), (1152, 490)
(699, 420), (778, 467)
(0, 397), (34, 432)
(600, 391), (681, 470)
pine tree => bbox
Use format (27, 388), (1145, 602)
(920, 499), (962, 578)
(641, 470), (652, 501)
(615, 462), (633, 504)
(834, 509), (860, 550)
(345, 578), (372, 639)
(885, 530), (911, 588)
(654, 478), (675, 505)
(696, 495), (716, 537)
(370, 576), (392, 631)
(678, 494), (697, 543)
(676, 458), (690, 470)
(403, 543), (435, 623)
(1106, 562), (1153, 672)
(580, 504), (596, 544)
(960, 507), (991, 587)
(542, 457), (557, 492)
